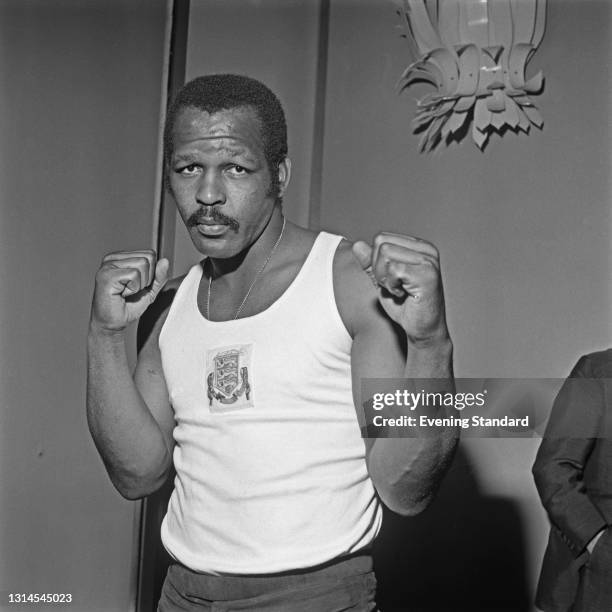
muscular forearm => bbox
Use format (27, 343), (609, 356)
(368, 338), (457, 516)
(87, 326), (171, 499)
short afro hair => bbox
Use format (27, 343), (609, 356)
(163, 74), (288, 173)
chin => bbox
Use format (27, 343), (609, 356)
(190, 231), (242, 259)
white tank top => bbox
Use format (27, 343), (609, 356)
(158, 231), (382, 574)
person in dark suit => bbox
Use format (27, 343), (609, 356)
(533, 348), (612, 612)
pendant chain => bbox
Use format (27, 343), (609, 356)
(206, 216), (286, 321)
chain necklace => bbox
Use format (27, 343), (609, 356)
(206, 216), (286, 321)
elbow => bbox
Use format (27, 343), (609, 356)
(383, 493), (433, 517)
(116, 485), (148, 501)
(374, 474), (437, 517)
(368, 438), (456, 518)
(110, 458), (173, 501)
(113, 472), (169, 500)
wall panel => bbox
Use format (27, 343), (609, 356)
(0, 1), (167, 610)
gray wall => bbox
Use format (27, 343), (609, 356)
(0, 1), (167, 610)
(318, 0), (611, 608)
(320, 0), (612, 378)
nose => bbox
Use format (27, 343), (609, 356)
(196, 169), (225, 207)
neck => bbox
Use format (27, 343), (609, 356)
(208, 207), (285, 283)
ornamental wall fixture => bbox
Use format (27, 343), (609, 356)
(395, 0), (547, 151)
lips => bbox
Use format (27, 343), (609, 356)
(196, 222), (229, 237)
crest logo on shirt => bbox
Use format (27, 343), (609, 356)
(205, 344), (253, 411)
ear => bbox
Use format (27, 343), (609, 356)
(277, 157), (291, 197)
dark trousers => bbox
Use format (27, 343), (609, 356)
(158, 554), (378, 612)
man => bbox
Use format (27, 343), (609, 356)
(88, 74), (456, 610)
(533, 349), (612, 612)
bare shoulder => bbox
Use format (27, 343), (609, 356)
(332, 239), (386, 338)
(137, 273), (186, 353)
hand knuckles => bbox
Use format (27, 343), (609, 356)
(102, 249), (155, 260)
(410, 237), (439, 258)
(113, 266), (138, 280)
(418, 252), (437, 267)
(378, 242), (392, 258)
(103, 250), (130, 260)
(373, 234), (388, 249)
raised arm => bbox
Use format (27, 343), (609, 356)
(87, 249), (175, 500)
(336, 234), (457, 516)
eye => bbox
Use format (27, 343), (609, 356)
(227, 165), (250, 176)
(176, 163), (200, 176)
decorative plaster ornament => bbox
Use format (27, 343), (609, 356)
(395, 0), (547, 151)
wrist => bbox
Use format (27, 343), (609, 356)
(406, 332), (453, 354)
(404, 334), (453, 380)
(88, 319), (128, 343)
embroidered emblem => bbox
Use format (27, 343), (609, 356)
(205, 344), (253, 411)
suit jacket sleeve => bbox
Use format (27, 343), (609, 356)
(532, 355), (608, 556)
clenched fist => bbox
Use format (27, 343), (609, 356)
(90, 249), (169, 333)
(353, 232), (448, 345)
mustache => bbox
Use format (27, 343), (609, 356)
(187, 208), (240, 231)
